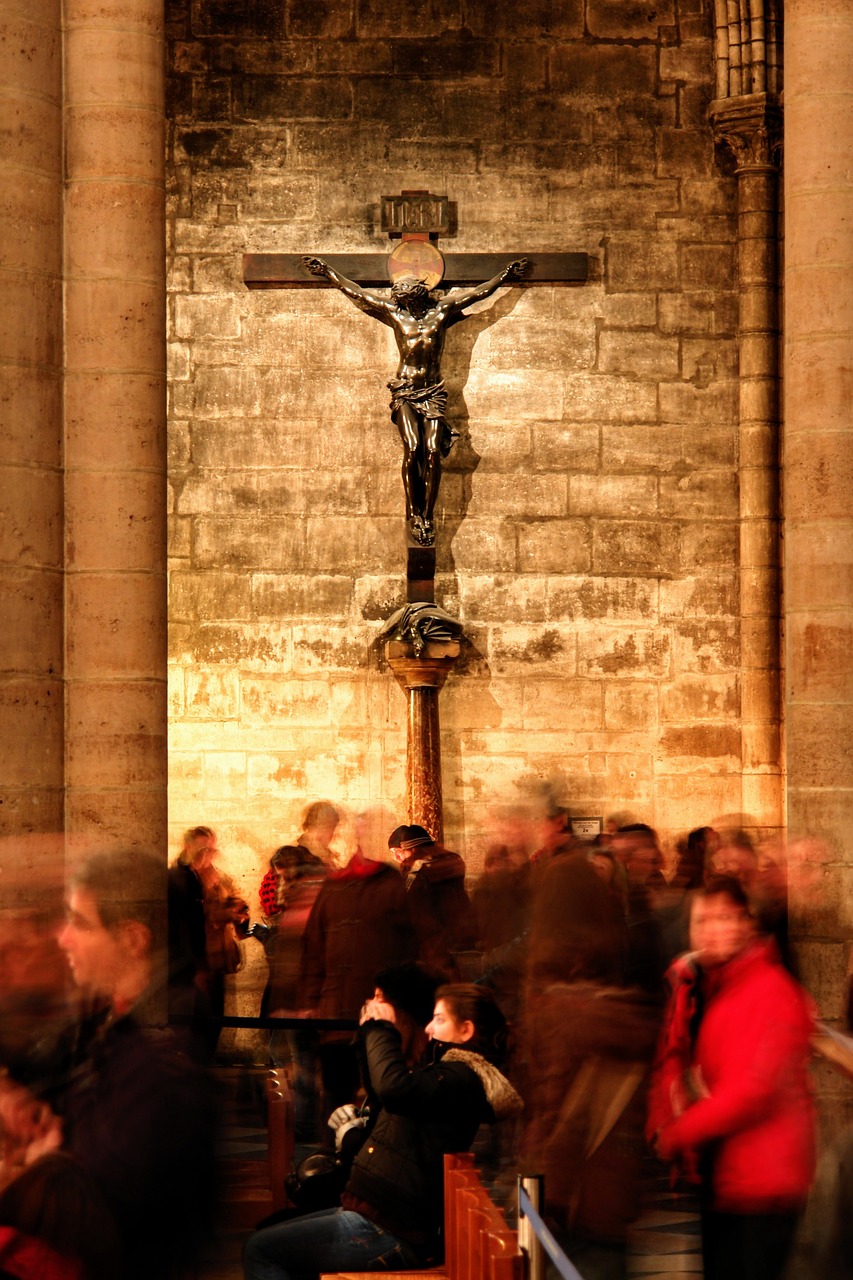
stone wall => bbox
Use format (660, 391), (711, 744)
(165, 0), (754, 886)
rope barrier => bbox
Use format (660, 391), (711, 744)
(518, 1187), (585, 1280)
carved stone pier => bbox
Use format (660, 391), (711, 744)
(385, 639), (461, 843)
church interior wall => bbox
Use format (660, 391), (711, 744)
(165, 0), (758, 888)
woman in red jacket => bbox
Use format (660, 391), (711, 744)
(649, 876), (815, 1280)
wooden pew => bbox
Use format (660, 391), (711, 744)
(220, 1067), (294, 1228)
(322, 1153), (523, 1280)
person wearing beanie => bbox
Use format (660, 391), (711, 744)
(387, 826), (477, 978)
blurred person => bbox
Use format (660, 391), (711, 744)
(530, 803), (573, 867)
(711, 829), (758, 893)
(168, 825), (249, 1061)
(296, 801), (341, 865)
(298, 842), (416, 1119)
(260, 844), (330, 1134)
(244, 984), (521, 1280)
(650, 877), (815, 1280)
(0, 851), (218, 1280)
(607, 825), (666, 994)
(674, 826), (718, 890)
(387, 825), (477, 977)
(522, 850), (656, 1280)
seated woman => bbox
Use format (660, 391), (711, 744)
(243, 984), (521, 1280)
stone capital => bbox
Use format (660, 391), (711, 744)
(709, 93), (783, 173)
(385, 640), (460, 692)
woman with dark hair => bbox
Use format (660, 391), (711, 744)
(243, 983), (521, 1280)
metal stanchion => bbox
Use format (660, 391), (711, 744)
(517, 1174), (545, 1280)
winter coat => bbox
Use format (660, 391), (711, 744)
(298, 854), (416, 1032)
(343, 1020), (521, 1253)
(655, 938), (816, 1213)
(400, 845), (477, 976)
(520, 981), (658, 1243)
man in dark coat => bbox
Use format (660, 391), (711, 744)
(388, 825), (477, 977)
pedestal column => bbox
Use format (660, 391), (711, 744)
(386, 641), (460, 844)
(710, 94), (784, 835)
(0, 0), (65, 840)
(783, 0), (853, 1012)
(63, 0), (168, 854)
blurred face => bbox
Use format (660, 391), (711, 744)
(690, 893), (753, 967)
(58, 888), (126, 997)
(712, 845), (757, 890)
(186, 833), (218, 869)
(426, 999), (474, 1045)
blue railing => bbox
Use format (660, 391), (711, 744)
(518, 1184), (585, 1280)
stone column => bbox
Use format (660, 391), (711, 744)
(0, 0), (65, 840)
(386, 641), (461, 844)
(64, 0), (168, 854)
(710, 93), (784, 836)
(783, 0), (853, 1013)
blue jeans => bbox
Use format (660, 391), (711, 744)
(243, 1207), (424, 1280)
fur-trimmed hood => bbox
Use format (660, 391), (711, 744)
(441, 1048), (523, 1120)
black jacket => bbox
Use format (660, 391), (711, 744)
(344, 1021), (520, 1252)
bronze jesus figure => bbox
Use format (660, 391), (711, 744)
(302, 255), (528, 547)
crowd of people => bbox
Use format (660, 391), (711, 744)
(0, 803), (844, 1280)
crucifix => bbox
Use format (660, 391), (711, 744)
(243, 192), (589, 839)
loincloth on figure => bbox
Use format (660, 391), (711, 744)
(388, 378), (457, 457)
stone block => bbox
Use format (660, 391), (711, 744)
(0, 680), (64, 787)
(442, 681), (508, 732)
(578, 628), (671, 678)
(784, 523), (853, 613)
(0, 93), (61, 178)
(487, 624), (576, 674)
(787, 704), (853, 791)
(563, 374), (658, 423)
(191, 0), (287, 38)
(597, 330), (680, 379)
(174, 294), (241, 338)
(315, 39), (393, 73)
(786, 431), (853, 522)
(183, 670), (239, 721)
(602, 425), (735, 475)
(517, 522), (591, 574)
(659, 40), (713, 84)
(600, 294), (658, 327)
(786, 336), (853, 436)
(459, 575), (549, 624)
(65, 279), (164, 376)
(551, 43), (656, 96)
(246, 752), (309, 796)
(251, 574), (353, 618)
(603, 682), (658, 730)
(681, 338), (737, 385)
(193, 516), (304, 570)
(794, 942), (847, 1022)
(0, 568), (63, 675)
(741, 723), (781, 772)
(235, 75), (353, 121)
(592, 520), (679, 576)
(66, 572), (165, 680)
(66, 470), (165, 572)
(548, 576), (658, 623)
(467, 473), (567, 520)
(655, 675), (737, 727)
(681, 243), (737, 291)
(656, 724), (742, 773)
(465, 0), (582, 37)
(462, 369), (563, 422)
(523, 679), (604, 731)
(569, 474), (658, 518)
(444, 520), (517, 574)
(0, 275), (61, 368)
(241, 676), (331, 726)
(355, 76), (443, 132)
(659, 572), (738, 619)
(659, 470), (738, 519)
(0, 467), (62, 568)
(66, 370), (166, 470)
(302, 516), (399, 573)
(530, 423), (600, 472)
(170, 571), (253, 621)
(605, 234), (679, 291)
(657, 292), (714, 335)
(0, 173), (62, 275)
(168, 515), (191, 559)
(0, 366), (62, 469)
(291, 625), (372, 674)
(487, 312), (596, 375)
(659, 379), (737, 425)
(656, 127), (714, 179)
(463, 422), (531, 473)
(671, 620), (739, 674)
(392, 36), (498, 78)
(64, 788), (167, 852)
(652, 773), (746, 838)
(587, 0), (674, 38)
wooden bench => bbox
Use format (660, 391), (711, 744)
(322, 1153), (524, 1280)
(220, 1067), (294, 1229)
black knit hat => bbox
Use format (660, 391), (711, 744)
(387, 824), (433, 852)
(373, 962), (442, 1027)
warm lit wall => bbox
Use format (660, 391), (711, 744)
(165, 0), (758, 883)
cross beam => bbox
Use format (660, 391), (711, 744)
(242, 252), (589, 289)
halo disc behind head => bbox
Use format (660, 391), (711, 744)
(387, 240), (445, 289)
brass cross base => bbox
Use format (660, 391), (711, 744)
(385, 638), (461, 844)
